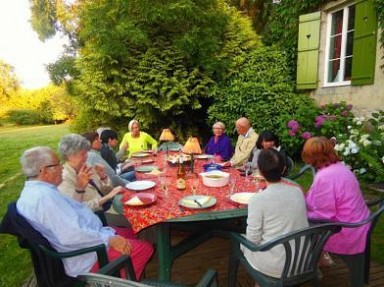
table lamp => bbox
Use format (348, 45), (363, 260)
(159, 128), (175, 155)
(182, 137), (202, 173)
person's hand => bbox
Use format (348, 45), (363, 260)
(76, 165), (93, 190)
(222, 161), (231, 168)
(109, 236), (132, 255)
(94, 163), (107, 179)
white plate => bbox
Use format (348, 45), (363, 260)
(131, 152), (150, 158)
(125, 180), (156, 191)
(195, 154), (214, 160)
(135, 165), (159, 173)
(179, 195), (217, 209)
(230, 192), (256, 205)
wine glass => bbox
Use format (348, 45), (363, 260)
(228, 175), (237, 197)
(191, 177), (199, 196)
(243, 162), (251, 181)
(159, 176), (169, 198)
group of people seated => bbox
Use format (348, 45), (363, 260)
(9, 116), (371, 285)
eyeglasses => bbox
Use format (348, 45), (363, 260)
(43, 163), (62, 169)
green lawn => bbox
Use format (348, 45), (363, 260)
(0, 124), (70, 287)
(0, 125), (383, 286)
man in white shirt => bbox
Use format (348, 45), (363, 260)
(16, 146), (153, 280)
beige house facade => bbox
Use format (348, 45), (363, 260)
(297, 0), (384, 117)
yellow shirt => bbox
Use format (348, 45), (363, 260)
(119, 131), (158, 157)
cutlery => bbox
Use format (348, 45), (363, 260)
(194, 199), (204, 208)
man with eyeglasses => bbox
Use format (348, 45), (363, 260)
(223, 117), (258, 168)
(16, 146), (154, 280)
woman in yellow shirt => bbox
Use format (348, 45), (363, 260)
(119, 119), (158, 158)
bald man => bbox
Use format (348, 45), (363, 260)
(227, 117), (258, 167)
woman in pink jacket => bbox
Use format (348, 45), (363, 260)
(302, 137), (370, 256)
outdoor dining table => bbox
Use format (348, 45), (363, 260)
(117, 151), (262, 282)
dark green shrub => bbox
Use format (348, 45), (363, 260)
(7, 109), (41, 125)
(208, 45), (318, 156)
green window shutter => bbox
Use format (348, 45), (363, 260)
(351, 0), (377, 86)
(296, 12), (321, 90)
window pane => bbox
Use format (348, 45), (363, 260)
(344, 56), (353, 81)
(331, 10), (343, 36)
(329, 35), (342, 60)
(328, 59), (340, 82)
(348, 5), (355, 31)
(346, 31), (354, 56)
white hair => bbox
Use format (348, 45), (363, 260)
(20, 146), (54, 178)
(212, 121), (225, 130)
(58, 134), (90, 160)
(128, 119), (139, 132)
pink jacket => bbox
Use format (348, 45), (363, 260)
(306, 162), (370, 254)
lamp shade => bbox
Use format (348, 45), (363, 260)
(159, 129), (175, 142)
(182, 137), (202, 154)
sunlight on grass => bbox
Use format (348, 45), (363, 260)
(0, 124), (70, 287)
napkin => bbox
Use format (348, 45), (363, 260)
(232, 193), (254, 204)
(125, 196), (144, 206)
(145, 168), (164, 176)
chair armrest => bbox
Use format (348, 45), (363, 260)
(229, 232), (277, 252)
(39, 243), (109, 267)
(287, 164), (316, 180)
(97, 255), (136, 281)
(197, 269), (218, 287)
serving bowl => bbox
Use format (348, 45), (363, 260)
(200, 171), (230, 187)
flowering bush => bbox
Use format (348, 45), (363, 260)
(282, 102), (384, 182)
(334, 111), (384, 182)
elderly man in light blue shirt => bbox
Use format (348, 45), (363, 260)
(16, 146), (153, 279)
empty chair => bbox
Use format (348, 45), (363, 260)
(79, 255), (218, 287)
(287, 164), (316, 181)
(228, 223), (341, 287)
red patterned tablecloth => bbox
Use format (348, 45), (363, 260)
(122, 152), (261, 233)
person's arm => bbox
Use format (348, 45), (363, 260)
(306, 175), (337, 220)
(220, 136), (234, 161)
(246, 195), (263, 244)
(145, 133), (158, 150)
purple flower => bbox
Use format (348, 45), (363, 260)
(329, 115), (337, 121)
(288, 130), (297, 136)
(314, 115), (326, 128)
(346, 104), (353, 111)
(341, 110), (348, 117)
(287, 120), (300, 131)
(301, 132), (312, 139)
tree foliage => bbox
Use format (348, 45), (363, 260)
(208, 45), (318, 156)
(0, 60), (19, 104)
(36, 0), (260, 140)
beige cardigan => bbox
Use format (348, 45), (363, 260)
(58, 163), (113, 211)
(230, 128), (258, 167)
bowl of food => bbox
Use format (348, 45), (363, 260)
(200, 171), (230, 187)
(166, 154), (191, 167)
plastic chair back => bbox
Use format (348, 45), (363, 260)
(228, 223), (341, 287)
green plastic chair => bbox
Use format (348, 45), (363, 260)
(310, 198), (384, 287)
(79, 255), (218, 287)
(287, 164), (316, 181)
(228, 223), (341, 287)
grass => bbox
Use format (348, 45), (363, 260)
(0, 125), (383, 286)
(0, 124), (70, 287)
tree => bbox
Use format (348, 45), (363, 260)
(30, 0), (260, 140)
(0, 60), (19, 104)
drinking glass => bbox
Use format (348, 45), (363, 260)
(228, 175), (237, 196)
(243, 162), (251, 181)
(191, 177), (199, 196)
(159, 176), (169, 198)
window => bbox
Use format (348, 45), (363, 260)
(324, 5), (355, 86)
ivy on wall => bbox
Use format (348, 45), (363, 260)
(375, 0), (384, 68)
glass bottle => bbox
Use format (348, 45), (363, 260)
(176, 156), (186, 190)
